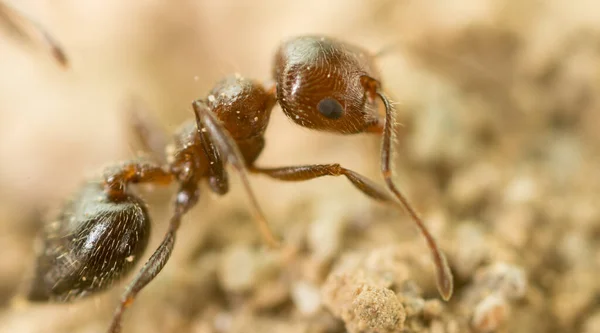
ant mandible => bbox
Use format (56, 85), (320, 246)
(25, 35), (453, 333)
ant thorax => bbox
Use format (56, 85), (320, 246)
(166, 75), (276, 183)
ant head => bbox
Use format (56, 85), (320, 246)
(273, 35), (383, 134)
(207, 75), (276, 140)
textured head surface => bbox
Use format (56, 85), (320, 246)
(274, 35), (382, 134)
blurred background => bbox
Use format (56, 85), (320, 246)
(0, 1), (599, 332)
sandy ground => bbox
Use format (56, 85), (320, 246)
(0, 1), (599, 332)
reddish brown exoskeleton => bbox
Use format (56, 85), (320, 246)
(272, 36), (452, 298)
(26, 35), (452, 333)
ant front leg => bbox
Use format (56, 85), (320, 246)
(249, 164), (395, 203)
(192, 100), (280, 248)
(251, 160), (453, 299)
(107, 182), (200, 333)
(249, 163), (452, 250)
(197, 115), (229, 195)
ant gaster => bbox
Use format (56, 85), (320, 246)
(26, 35), (453, 333)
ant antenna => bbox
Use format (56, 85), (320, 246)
(376, 90), (454, 301)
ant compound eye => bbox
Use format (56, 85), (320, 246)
(317, 98), (344, 120)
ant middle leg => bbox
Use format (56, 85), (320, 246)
(192, 100), (280, 248)
(106, 182), (200, 333)
(103, 160), (173, 199)
(125, 99), (169, 163)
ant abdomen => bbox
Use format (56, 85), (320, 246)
(274, 35), (382, 134)
(27, 181), (151, 302)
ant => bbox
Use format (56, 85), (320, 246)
(25, 35), (453, 333)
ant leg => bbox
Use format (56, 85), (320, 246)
(249, 164), (394, 203)
(376, 91), (453, 300)
(0, 1), (68, 67)
(126, 100), (168, 163)
(107, 182), (200, 333)
(197, 115), (228, 195)
(192, 100), (280, 248)
(103, 160), (173, 199)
